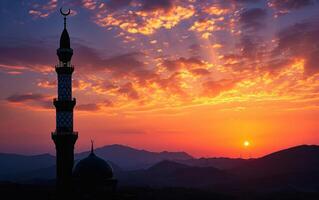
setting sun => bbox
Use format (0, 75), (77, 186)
(243, 141), (250, 147)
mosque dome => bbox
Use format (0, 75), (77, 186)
(73, 142), (117, 196)
(73, 150), (114, 182)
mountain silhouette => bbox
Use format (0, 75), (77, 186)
(75, 144), (193, 170)
(148, 160), (190, 175)
(117, 145), (319, 189)
(176, 157), (248, 170)
(0, 153), (55, 179)
(2, 144), (319, 192)
(118, 160), (230, 188)
(0, 144), (192, 181)
(233, 145), (319, 179)
(221, 145), (319, 193)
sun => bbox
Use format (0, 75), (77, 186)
(243, 140), (250, 147)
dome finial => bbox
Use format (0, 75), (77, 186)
(60, 7), (71, 29)
(91, 139), (94, 154)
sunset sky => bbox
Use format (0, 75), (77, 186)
(0, 0), (319, 158)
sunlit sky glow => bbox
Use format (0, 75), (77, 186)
(0, 0), (319, 157)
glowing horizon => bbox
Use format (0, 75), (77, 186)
(0, 0), (319, 158)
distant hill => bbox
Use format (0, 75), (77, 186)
(2, 144), (319, 191)
(0, 144), (192, 181)
(75, 144), (193, 170)
(233, 145), (319, 179)
(224, 145), (319, 192)
(0, 153), (55, 179)
(118, 145), (319, 189)
(118, 160), (230, 188)
(176, 157), (249, 170)
(148, 160), (190, 175)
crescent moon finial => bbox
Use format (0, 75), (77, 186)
(91, 140), (94, 154)
(60, 7), (71, 17)
(60, 7), (71, 29)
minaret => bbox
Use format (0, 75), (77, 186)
(52, 8), (78, 193)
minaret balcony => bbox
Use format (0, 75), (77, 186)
(55, 64), (74, 74)
(57, 47), (73, 63)
(52, 131), (78, 136)
(54, 98), (76, 111)
(51, 131), (78, 146)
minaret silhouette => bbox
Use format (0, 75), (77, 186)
(51, 8), (78, 194)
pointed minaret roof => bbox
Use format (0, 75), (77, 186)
(59, 8), (71, 49)
(60, 29), (70, 49)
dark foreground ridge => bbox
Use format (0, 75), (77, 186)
(1, 144), (319, 199)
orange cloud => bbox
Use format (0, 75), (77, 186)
(204, 6), (230, 16)
(28, 0), (58, 19)
(93, 3), (195, 35)
(37, 80), (56, 88)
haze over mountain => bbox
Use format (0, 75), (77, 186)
(0, 153), (55, 179)
(233, 145), (319, 179)
(176, 157), (248, 170)
(0, 144), (192, 181)
(117, 160), (230, 188)
(75, 144), (193, 170)
(116, 145), (319, 189)
(1, 144), (319, 192)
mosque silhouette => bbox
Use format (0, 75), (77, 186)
(52, 8), (116, 199)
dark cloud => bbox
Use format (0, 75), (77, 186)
(6, 93), (52, 109)
(220, 53), (243, 67)
(238, 0), (260, 3)
(268, 0), (316, 14)
(190, 68), (210, 76)
(0, 43), (55, 68)
(272, 18), (319, 74)
(0, 38), (160, 95)
(161, 57), (204, 72)
(103, 99), (114, 107)
(106, 0), (175, 11)
(202, 79), (236, 97)
(141, 0), (175, 11)
(239, 35), (265, 59)
(6, 93), (48, 102)
(98, 81), (118, 91)
(222, 54), (243, 61)
(74, 46), (144, 74)
(240, 8), (267, 32)
(155, 72), (187, 97)
(132, 69), (159, 85)
(103, 53), (145, 75)
(188, 44), (202, 57)
(117, 82), (139, 100)
(0, 39), (151, 79)
(74, 47), (155, 82)
(77, 103), (100, 111)
(237, 8), (268, 65)
(107, 0), (133, 9)
(0, 40), (103, 73)
(265, 58), (292, 71)
(101, 52), (158, 85)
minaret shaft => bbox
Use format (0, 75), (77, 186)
(52, 11), (77, 194)
(58, 73), (72, 100)
(56, 66), (74, 132)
